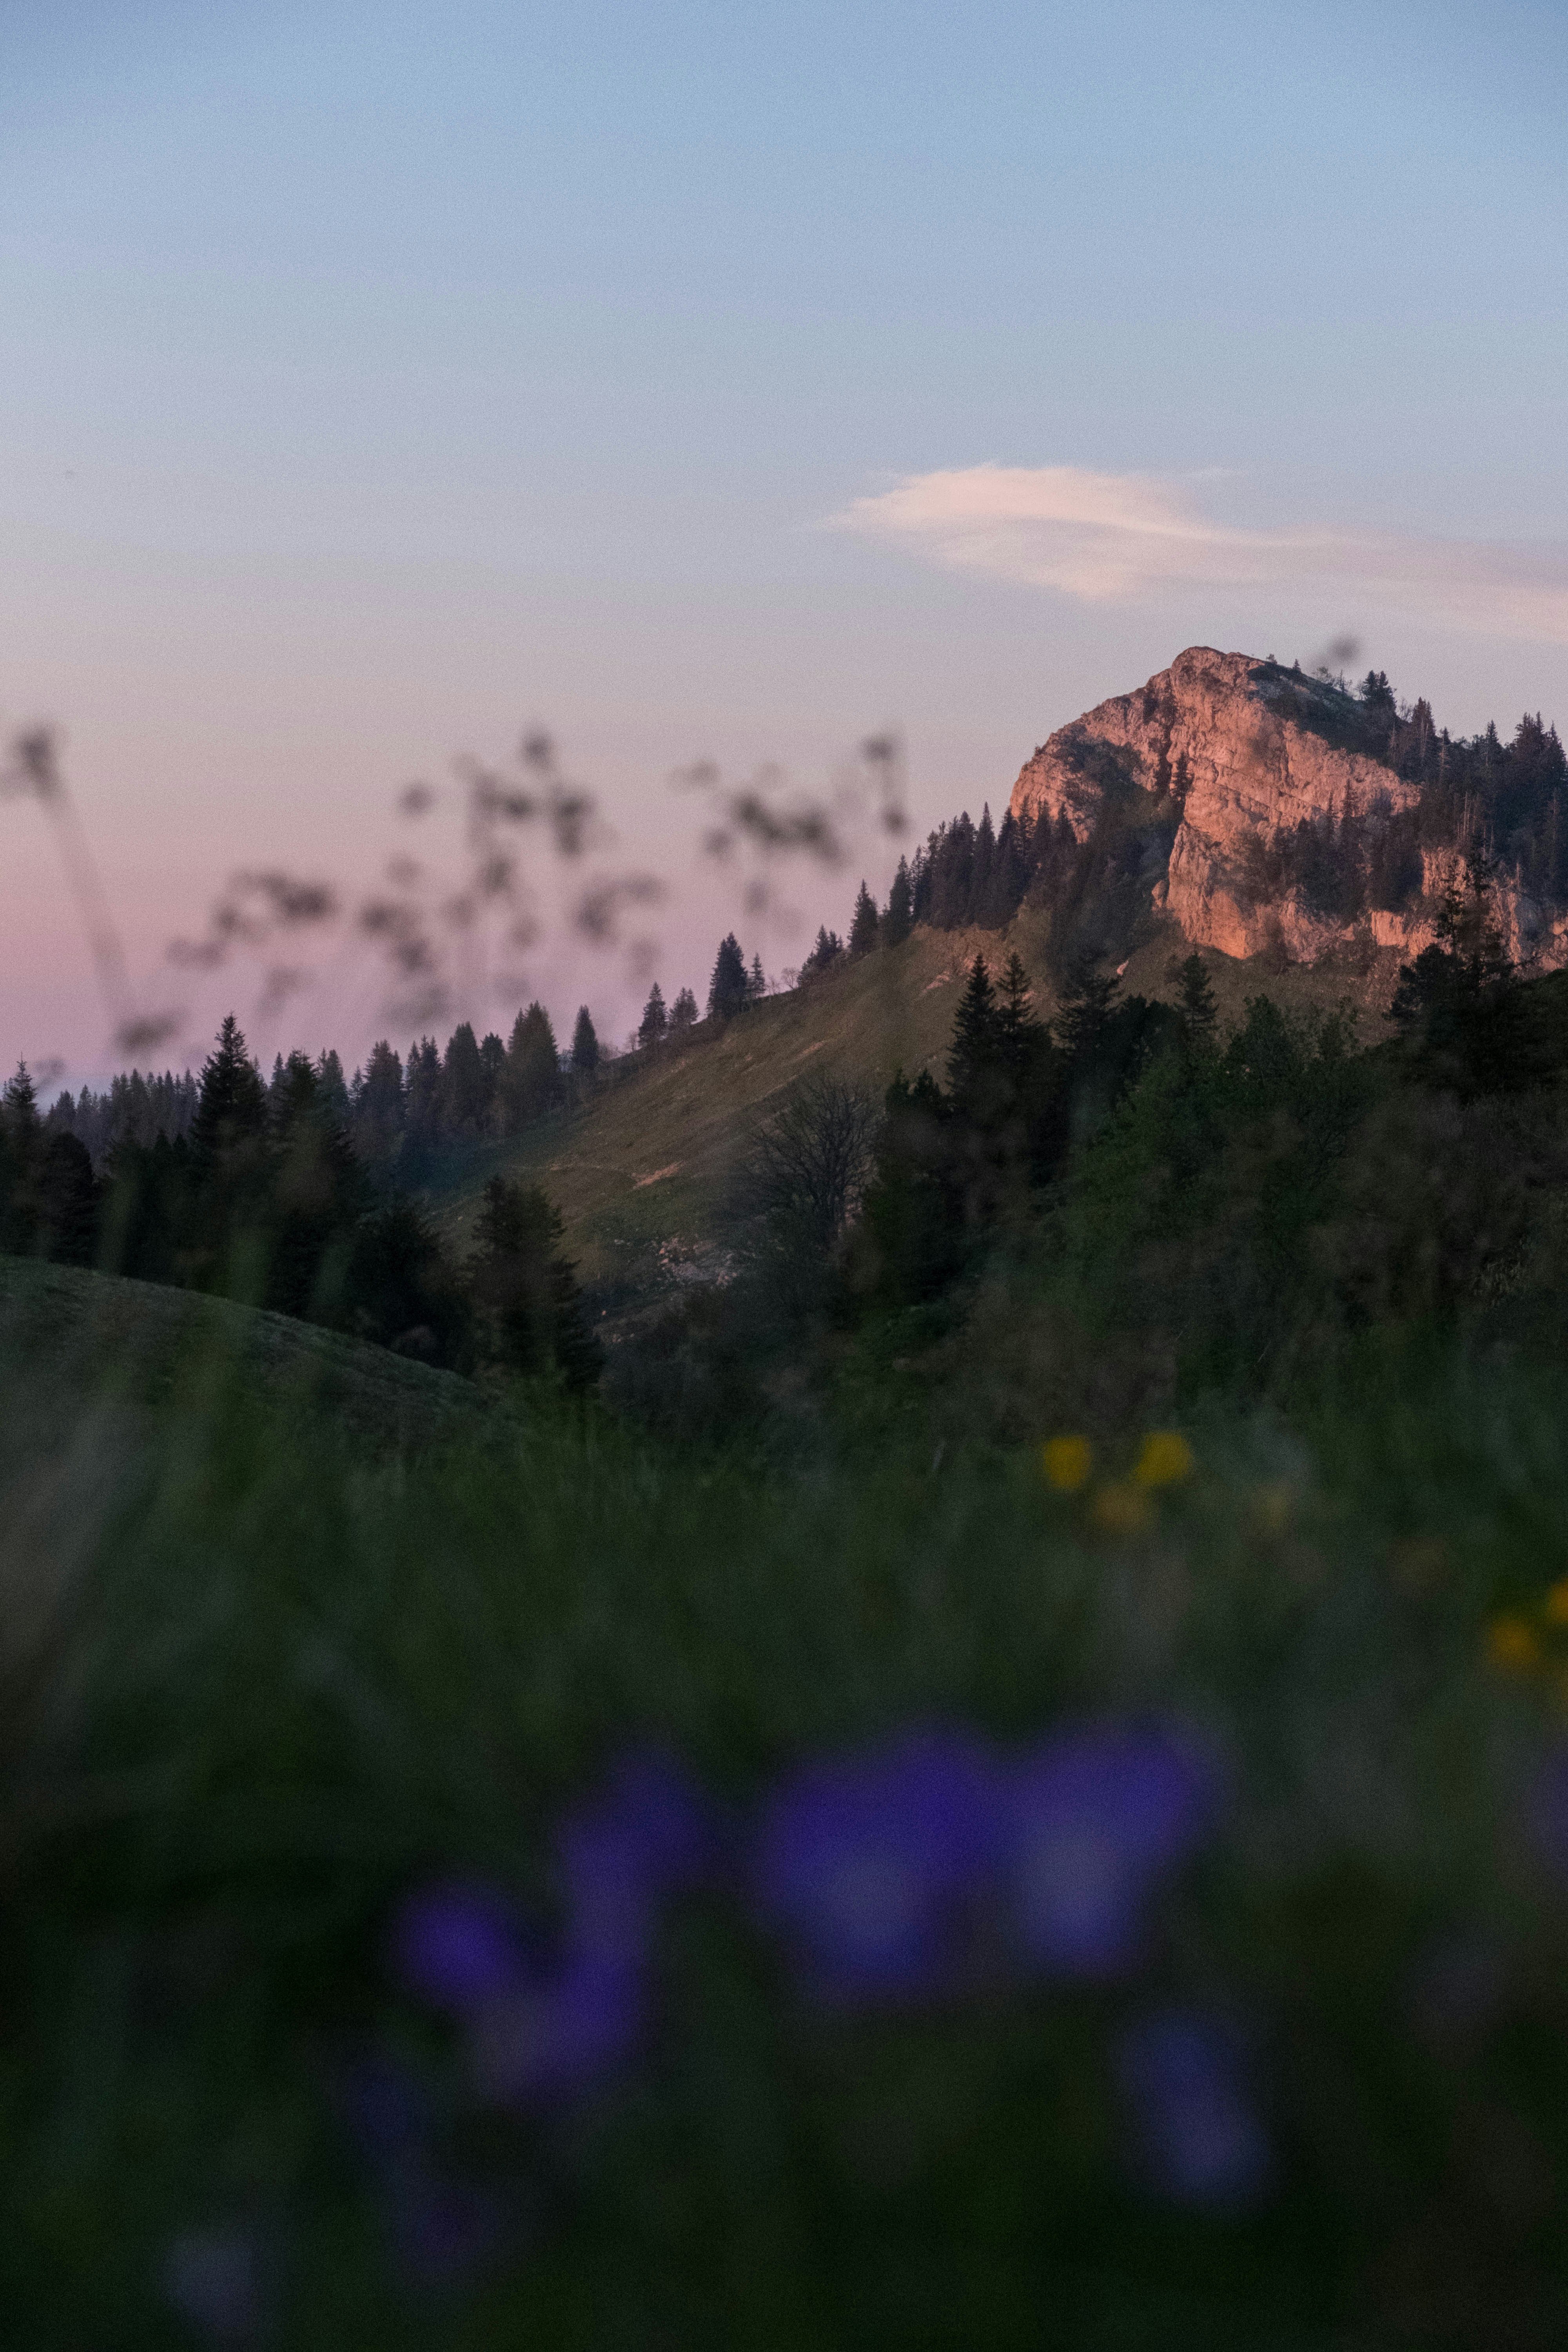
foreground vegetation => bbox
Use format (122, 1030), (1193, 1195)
(13, 841), (1568, 2341)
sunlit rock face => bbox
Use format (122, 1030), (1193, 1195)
(1008, 646), (1568, 970)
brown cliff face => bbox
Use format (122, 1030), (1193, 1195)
(1008, 646), (1568, 969)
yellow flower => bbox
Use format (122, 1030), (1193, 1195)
(1133, 1431), (1194, 1489)
(1042, 1434), (1093, 1493)
(1543, 1579), (1568, 1627)
(1487, 1613), (1542, 1674)
(1091, 1482), (1154, 1536)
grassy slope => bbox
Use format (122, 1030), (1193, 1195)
(0, 1256), (483, 1450)
(422, 913), (1412, 1280)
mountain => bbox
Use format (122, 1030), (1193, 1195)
(1010, 645), (1568, 974)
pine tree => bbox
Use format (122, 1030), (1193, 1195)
(1173, 953), (1219, 1051)
(441, 1022), (487, 1137)
(500, 1004), (563, 1129)
(748, 952), (767, 1003)
(466, 1175), (602, 1390)
(970, 806), (996, 924)
(355, 1041), (405, 1164)
(191, 1017), (267, 1169)
(638, 981), (668, 1049)
(801, 928), (843, 980)
(882, 857), (914, 948)
(1053, 953), (1118, 1066)
(403, 1037), (444, 1153)
(848, 881), (880, 958)
(478, 1032), (507, 1128)
(316, 1048), (350, 1124)
(188, 1016), (272, 1297)
(669, 986), (699, 1036)
(946, 955), (1004, 1109)
(708, 934), (750, 1021)
(571, 1005), (600, 1074)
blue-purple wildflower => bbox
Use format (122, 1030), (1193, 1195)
(748, 1726), (1002, 2002)
(1003, 1724), (1216, 1978)
(389, 1879), (528, 2014)
(1115, 2006), (1271, 2210)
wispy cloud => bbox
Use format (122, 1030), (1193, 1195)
(835, 465), (1568, 644)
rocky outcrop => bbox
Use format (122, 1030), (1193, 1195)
(1008, 646), (1568, 971)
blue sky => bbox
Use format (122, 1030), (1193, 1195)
(2, 0), (1566, 1074)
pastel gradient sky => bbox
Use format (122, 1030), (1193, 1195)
(3, 0), (1566, 1081)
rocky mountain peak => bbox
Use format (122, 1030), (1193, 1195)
(1008, 646), (1568, 973)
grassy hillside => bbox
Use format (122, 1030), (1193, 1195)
(0, 1256), (484, 1450)
(422, 912), (1411, 1282)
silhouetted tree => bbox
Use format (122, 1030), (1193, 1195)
(638, 981), (668, 1049)
(708, 934), (749, 1021)
(883, 857), (913, 948)
(848, 881), (880, 958)
(466, 1175), (601, 1390)
(502, 1003), (564, 1128)
(669, 986), (699, 1036)
(571, 1005), (600, 1075)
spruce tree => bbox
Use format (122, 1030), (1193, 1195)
(669, 986), (699, 1035)
(191, 1017), (267, 1169)
(882, 857), (913, 948)
(501, 1004), (563, 1129)
(440, 1022), (487, 1137)
(848, 881), (880, 957)
(466, 1175), (601, 1390)
(355, 1041), (405, 1165)
(801, 928), (842, 979)
(403, 1037), (445, 1153)
(748, 952), (767, 1003)
(708, 935), (749, 1021)
(946, 955), (1005, 1116)
(571, 1006), (600, 1074)
(1173, 953), (1219, 1051)
(478, 1033), (507, 1127)
(638, 981), (668, 1049)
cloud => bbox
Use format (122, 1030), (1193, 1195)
(835, 465), (1568, 644)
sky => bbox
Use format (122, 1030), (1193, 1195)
(2, 0), (1566, 1083)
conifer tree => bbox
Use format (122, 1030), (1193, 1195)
(191, 1017), (267, 1169)
(638, 981), (668, 1049)
(571, 1005), (600, 1075)
(441, 1022), (487, 1137)
(708, 934), (749, 1021)
(501, 1003), (564, 1129)
(669, 985), (699, 1035)
(466, 1175), (602, 1390)
(848, 881), (880, 958)
(945, 956), (1013, 1148)
(1173, 953), (1219, 1051)
(801, 928), (843, 979)
(882, 857), (913, 948)
(355, 1041), (405, 1164)
(478, 1033), (507, 1127)
(403, 1037), (444, 1154)
(1053, 953), (1118, 1066)
(748, 952), (767, 1003)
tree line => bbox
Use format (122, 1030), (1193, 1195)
(1, 1016), (601, 1390)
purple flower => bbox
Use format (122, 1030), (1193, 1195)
(470, 1945), (647, 2102)
(557, 1749), (719, 1963)
(1004, 1723), (1216, 1978)
(390, 1879), (528, 2014)
(1115, 2006), (1271, 2209)
(749, 1726), (1002, 2002)
(466, 1751), (715, 2105)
